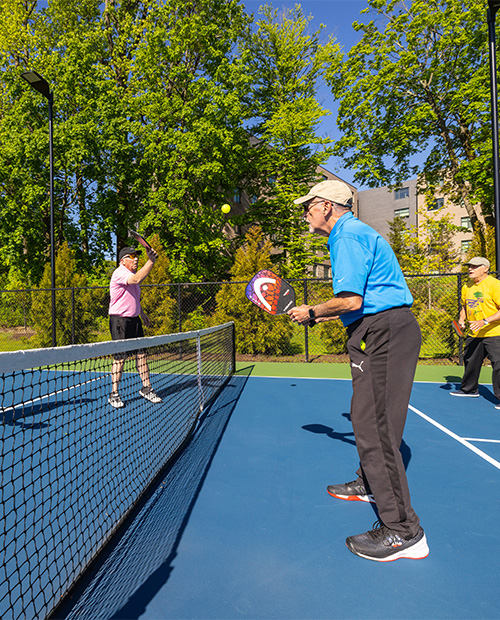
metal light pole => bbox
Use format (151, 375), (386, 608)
(488, 1), (500, 274)
(21, 71), (56, 347)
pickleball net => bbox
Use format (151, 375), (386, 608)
(0, 322), (235, 620)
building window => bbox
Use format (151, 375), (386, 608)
(428, 197), (444, 211)
(233, 188), (241, 203)
(461, 240), (472, 253)
(313, 264), (329, 278)
(394, 187), (409, 200)
(461, 217), (472, 230)
(394, 207), (410, 219)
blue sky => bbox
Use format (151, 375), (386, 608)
(242, 0), (371, 188)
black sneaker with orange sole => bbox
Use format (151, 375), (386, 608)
(346, 521), (429, 562)
(326, 480), (375, 503)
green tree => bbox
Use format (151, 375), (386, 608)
(241, 4), (341, 278)
(126, 0), (254, 282)
(388, 216), (415, 272)
(464, 221), (496, 272)
(31, 242), (99, 346)
(0, 0), (134, 283)
(213, 225), (294, 355)
(328, 0), (492, 235)
(0, 0), (254, 285)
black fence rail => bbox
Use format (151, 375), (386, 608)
(0, 274), (465, 364)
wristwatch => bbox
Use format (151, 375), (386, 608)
(484, 318), (489, 325)
(307, 307), (316, 328)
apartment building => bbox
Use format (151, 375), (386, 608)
(357, 179), (479, 263)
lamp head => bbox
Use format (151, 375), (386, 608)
(489, 0), (500, 16)
(20, 71), (51, 100)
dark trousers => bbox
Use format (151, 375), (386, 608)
(461, 335), (500, 400)
(346, 307), (421, 537)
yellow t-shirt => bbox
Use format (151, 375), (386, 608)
(462, 275), (500, 337)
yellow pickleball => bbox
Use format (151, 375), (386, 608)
(221, 203), (231, 214)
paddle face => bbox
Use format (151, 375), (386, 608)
(245, 269), (296, 315)
(452, 320), (463, 337)
(129, 229), (152, 251)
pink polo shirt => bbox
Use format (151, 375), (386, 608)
(108, 264), (142, 317)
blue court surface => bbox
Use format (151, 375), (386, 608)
(61, 369), (500, 620)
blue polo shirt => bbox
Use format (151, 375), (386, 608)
(328, 211), (413, 326)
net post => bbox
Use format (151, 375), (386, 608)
(71, 288), (76, 344)
(457, 272), (463, 365)
(303, 279), (309, 363)
(177, 284), (182, 332)
(196, 331), (205, 411)
(231, 321), (236, 373)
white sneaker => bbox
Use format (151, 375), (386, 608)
(139, 387), (162, 403)
(449, 390), (479, 397)
(108, 392), (124, 408)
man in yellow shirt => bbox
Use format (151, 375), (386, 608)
(450, 257), (500, 408)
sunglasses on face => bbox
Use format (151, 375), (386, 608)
(303, 200), (325, 215)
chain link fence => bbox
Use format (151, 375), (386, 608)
(0, 274), (465, 364)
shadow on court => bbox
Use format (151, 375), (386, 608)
(302, 423), (412, 470)
(51, 367), (253, 620)
(302, 422), (356, 446)
(2, 398), (95, 429)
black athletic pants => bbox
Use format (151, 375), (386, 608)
(461, 335), (500, 400)
(346, 307), (421, 537)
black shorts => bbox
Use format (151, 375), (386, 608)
(109, 315), (144, 359)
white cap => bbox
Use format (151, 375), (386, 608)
(293, 180), (353, 208)
(466, 256), (490, 269)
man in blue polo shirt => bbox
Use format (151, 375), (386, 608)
(288, 179), (428, 563)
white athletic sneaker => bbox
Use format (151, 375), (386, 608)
(108, 392), (125, 408)
(449, 390), (479, 397)
(139, 387), (162, 403)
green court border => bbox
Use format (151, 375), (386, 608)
(235, 361), (494, 384)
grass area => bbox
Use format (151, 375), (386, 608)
(235, 360), (495, 385)
(0, 330), (35, 351)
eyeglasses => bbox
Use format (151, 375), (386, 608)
(303, 200), (325, 216)
(123, 254), (138, 260)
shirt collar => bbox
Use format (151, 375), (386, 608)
(329, 211), (354, 243)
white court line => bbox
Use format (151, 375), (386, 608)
(463, 438), (500, 444)
(409, 405), (500, 471)
(0, 373), (107, 415)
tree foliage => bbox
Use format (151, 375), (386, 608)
(0, 0), (337, 287)
(463, 221), (497, 272)
(31, 241), (100, 346)
(0, 0), (253, 285)
(241, 4), (341, 278)
(327, 0), (492, 232)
